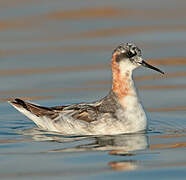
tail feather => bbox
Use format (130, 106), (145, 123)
(10, 98), (56, 117)
(9, 98), (59, 129)
(12, 98), (28, 110)
(11, 98), (52, 113)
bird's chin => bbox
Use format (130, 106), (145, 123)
(131, 61), (141, 69)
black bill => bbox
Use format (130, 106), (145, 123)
(140, 60), (164, 74)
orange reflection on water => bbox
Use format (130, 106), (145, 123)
(150, 142), (186, 150)
(45, 7), (186, 21)
(0, 96), (54, 103)
(67, 25), (186, 39)
(46, 7), (120, 20)
(139, 84), (186, 90)
(0, 58), (185, 77)
(2, 82), (186, 98)
(0, 64), (108, 76)
(109, 161), (137, 171)
(0, 87), (107, 98)
(147, 106), (186, 112)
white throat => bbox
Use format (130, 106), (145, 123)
(119, 60), (137, 77)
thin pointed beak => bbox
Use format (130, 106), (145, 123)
(140, 60), (164, 74)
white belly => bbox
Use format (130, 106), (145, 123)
(53, 103), (147, 135)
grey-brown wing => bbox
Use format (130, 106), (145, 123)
(60, 103), (100, 123)
(11, 99), (100, 122)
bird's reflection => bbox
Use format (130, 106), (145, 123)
(21, 128), (148, 171)
(109, 160), (139, 171)
(21, 128), (148, 153)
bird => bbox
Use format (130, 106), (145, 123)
(9, 43), (164, 135)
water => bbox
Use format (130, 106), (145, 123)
(1, 0), (186, 179)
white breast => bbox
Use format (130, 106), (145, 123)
(116, 94), (147, 133)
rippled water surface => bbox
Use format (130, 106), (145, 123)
(1, 0), (186, 179)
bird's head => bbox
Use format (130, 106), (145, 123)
(112, 43), (164, 74)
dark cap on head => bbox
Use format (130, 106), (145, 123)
(113, 43), (141, 62)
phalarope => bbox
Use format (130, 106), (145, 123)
(9, 43), (164, 135)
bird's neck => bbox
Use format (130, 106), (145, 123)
(111, 60), (138, 109)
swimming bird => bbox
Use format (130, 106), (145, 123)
(9, 43), (164, 135)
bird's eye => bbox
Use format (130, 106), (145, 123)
(127, 51), (136, 58)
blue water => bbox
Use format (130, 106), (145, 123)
(1, 0), (186, 179)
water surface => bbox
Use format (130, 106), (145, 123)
(0, 0), (186, 179)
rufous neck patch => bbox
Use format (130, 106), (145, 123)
(111, 53), (134, 100)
